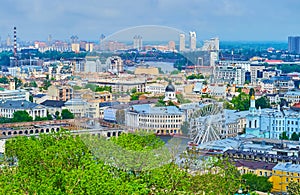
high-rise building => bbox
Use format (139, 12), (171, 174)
(189, 31), (197, 51)
(288, 36), (300, 54)
(168, 41), (176, 51)
(179, 33), (185, 52)
(133, 35), (143, 50)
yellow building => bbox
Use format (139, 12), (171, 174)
(235, 159), (276, 177)
(269, 162), (300, 193)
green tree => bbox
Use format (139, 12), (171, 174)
(85, 83), (97, 91)
(288, 181), (300, 195)
(249, 88), (255, 96)
(42, 80), (51, 90)
(12, 110), (33, 122)
(242, 174), (273, 192)
(170, 70), (180, 75)
(29, 95), (33, 102)
(14, 77), (22, 88)
(290, 132), (299, 141)
(0, 76), (9, 84)
(180, 121), (189, 136)
(130, 87), (137, 94)
(95, 86), (112, 93)
(29, 81), (38, 87)
(279, 131), (289, 140)
(231, 92), (250, 111)
(255, 96), (270, 109)
(61, 109), (74, 119)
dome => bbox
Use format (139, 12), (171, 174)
(165, 83), (175, 92)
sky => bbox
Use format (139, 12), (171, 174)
(0, 0), (300, 42)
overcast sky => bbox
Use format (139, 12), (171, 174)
(0, 0), (299, 42)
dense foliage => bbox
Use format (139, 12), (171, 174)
(0, 132), (243, 194)
(231, 92), (250, 111)
(288, 181), (300, 195)
(242, 174), (273, 192)
(61, 109), (75, 119)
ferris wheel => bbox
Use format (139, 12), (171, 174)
(189, 102), (225, 145)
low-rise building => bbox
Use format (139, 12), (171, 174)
(63, 98), (87, 118)
(0, 100), (47, 120)
(125, 104), (184, 135)
(0, 89), (29, 101)
(235, 159), (276, 177)
(47, 85), (73, 101)
(270, 162), (300, 193)
(40, 100), (65, 116)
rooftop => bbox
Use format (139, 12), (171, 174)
(273, 162), (300, 173)
(0, 100), (45, 109)
(40, 100), (65, 108)
(234, 159), (276, 171)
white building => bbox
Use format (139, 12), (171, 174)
(189, 31), (197, 51)
(163, 83), (177, 103)
(125, 104), (184, 135)
(106, 56), (123, 74)
(284, 91), (300, 104)
(133, 35), (143, 51)
(0, 100), (47, 120)
(0, 89), (29, 101)
(145, 83), (165, 95)
(179, 33), (185, 52)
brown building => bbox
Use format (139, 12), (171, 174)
(47, 85), (73, 101)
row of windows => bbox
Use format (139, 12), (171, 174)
(139, 123), (180, 128)
(139, 119), (181, 123)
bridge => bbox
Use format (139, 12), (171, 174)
(0, 125), (127, 139)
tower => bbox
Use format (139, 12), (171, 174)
(133, 35), (143, 51)
(163, 82), (177, 103)
(13, 27), (17, 58)
(189, 31), (196, 51)
(179, 33), (185, 52)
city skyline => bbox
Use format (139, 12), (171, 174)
(0, 0), (300, 42)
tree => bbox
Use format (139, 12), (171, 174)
(1, 131), (242, 194)
(0, 76), (9, 84)
(131, 87), (137, 94)
(29, 95), (33, 102)
(279, 131), (289, 140)
(290, 132), (299, 141)
(42, 80), (51, 90)
(231, 92), (250, 111)
(29, 81), (37, 87)
(242, 174), (273, 192)
(95, 86), (112, 93)
(180, 121), (189, 136)
(255, 96), (270, 109)
(14, 77), (22, 88)
(12, 110), (33, 122)
(249, 88), (255, 96)
(61, 109), (74, 119)
(288, 181), (300, 195)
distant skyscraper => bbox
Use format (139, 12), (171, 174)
(288, 36), (300, 54)
(48, 34), (52, 44)
(133, 35), (143, 50)
(179, 33), (185, 52)
(6, 35), (11, 47)
(168, 40), (176, 51)
(189, 31), (196, 51)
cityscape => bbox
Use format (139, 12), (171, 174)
(1, 1), (300, 195)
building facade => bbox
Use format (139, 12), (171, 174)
(0, 100), (47, 120)
(47, 85), (73, 101)
(288, 36), (300, 54)
(125, 104), (184, 135)
(270, 162), (300, 193)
